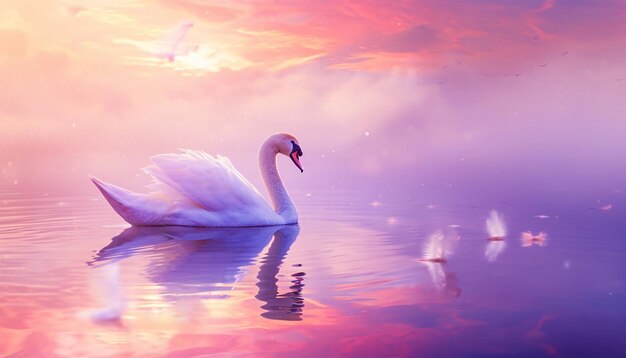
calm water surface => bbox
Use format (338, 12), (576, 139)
(0, 188), (624, 357)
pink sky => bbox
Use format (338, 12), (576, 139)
(0, 0), (624, 199)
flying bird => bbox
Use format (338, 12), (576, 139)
(155, 22), (195, 62)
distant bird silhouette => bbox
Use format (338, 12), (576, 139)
(115, 22), (197, 63)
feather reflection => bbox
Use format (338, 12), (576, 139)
(485, 240), (507, 262)
(417, 230), (461, 297)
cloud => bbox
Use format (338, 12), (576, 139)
(159, 0), (238, 23)
(0, 28), (29, 58)
(0, 0), (624, 200)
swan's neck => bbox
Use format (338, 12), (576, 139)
(259, 140), (297, 223)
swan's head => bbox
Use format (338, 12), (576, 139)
(272, 133), (304, 173)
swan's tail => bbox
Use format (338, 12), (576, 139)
(90, 176), (151, 225)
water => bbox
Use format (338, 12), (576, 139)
(0, 189), (624, 357)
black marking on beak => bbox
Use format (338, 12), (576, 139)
(290, 140), (303, 173)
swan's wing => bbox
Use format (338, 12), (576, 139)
(143, 149), (272, 213)
(163, 22), (192, 53)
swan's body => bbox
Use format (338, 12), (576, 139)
(91, 133), (304, 227)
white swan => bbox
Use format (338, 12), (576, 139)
(91, 133), (304, 227)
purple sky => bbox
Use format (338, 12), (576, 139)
(0, 0), (624, 204)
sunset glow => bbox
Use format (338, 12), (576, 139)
(1, 1), (625, 357)
(1, 1), (624, 200)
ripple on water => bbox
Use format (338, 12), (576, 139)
(0, 191), (624, 357)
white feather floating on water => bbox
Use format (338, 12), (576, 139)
(419, 230), (459, 263)
(521, 231), (547, 247)
(486, 210), (506, 240)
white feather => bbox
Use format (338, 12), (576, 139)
(420, 230), (459, 262)
(486, 210), (506, 238)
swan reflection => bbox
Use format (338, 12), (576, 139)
(84, 263), (126, 325)
(255, 225), (304, 320)
(91, 224), (302, 320)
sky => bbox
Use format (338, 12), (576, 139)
(0, 0), (624, 204)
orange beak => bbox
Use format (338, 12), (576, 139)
(290, 151), (303, 173)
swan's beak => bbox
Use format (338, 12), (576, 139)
(290, 151), (303, 173)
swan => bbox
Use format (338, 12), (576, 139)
(91, 133), (304, 227)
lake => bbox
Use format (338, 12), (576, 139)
(0, 187), (624, 357)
